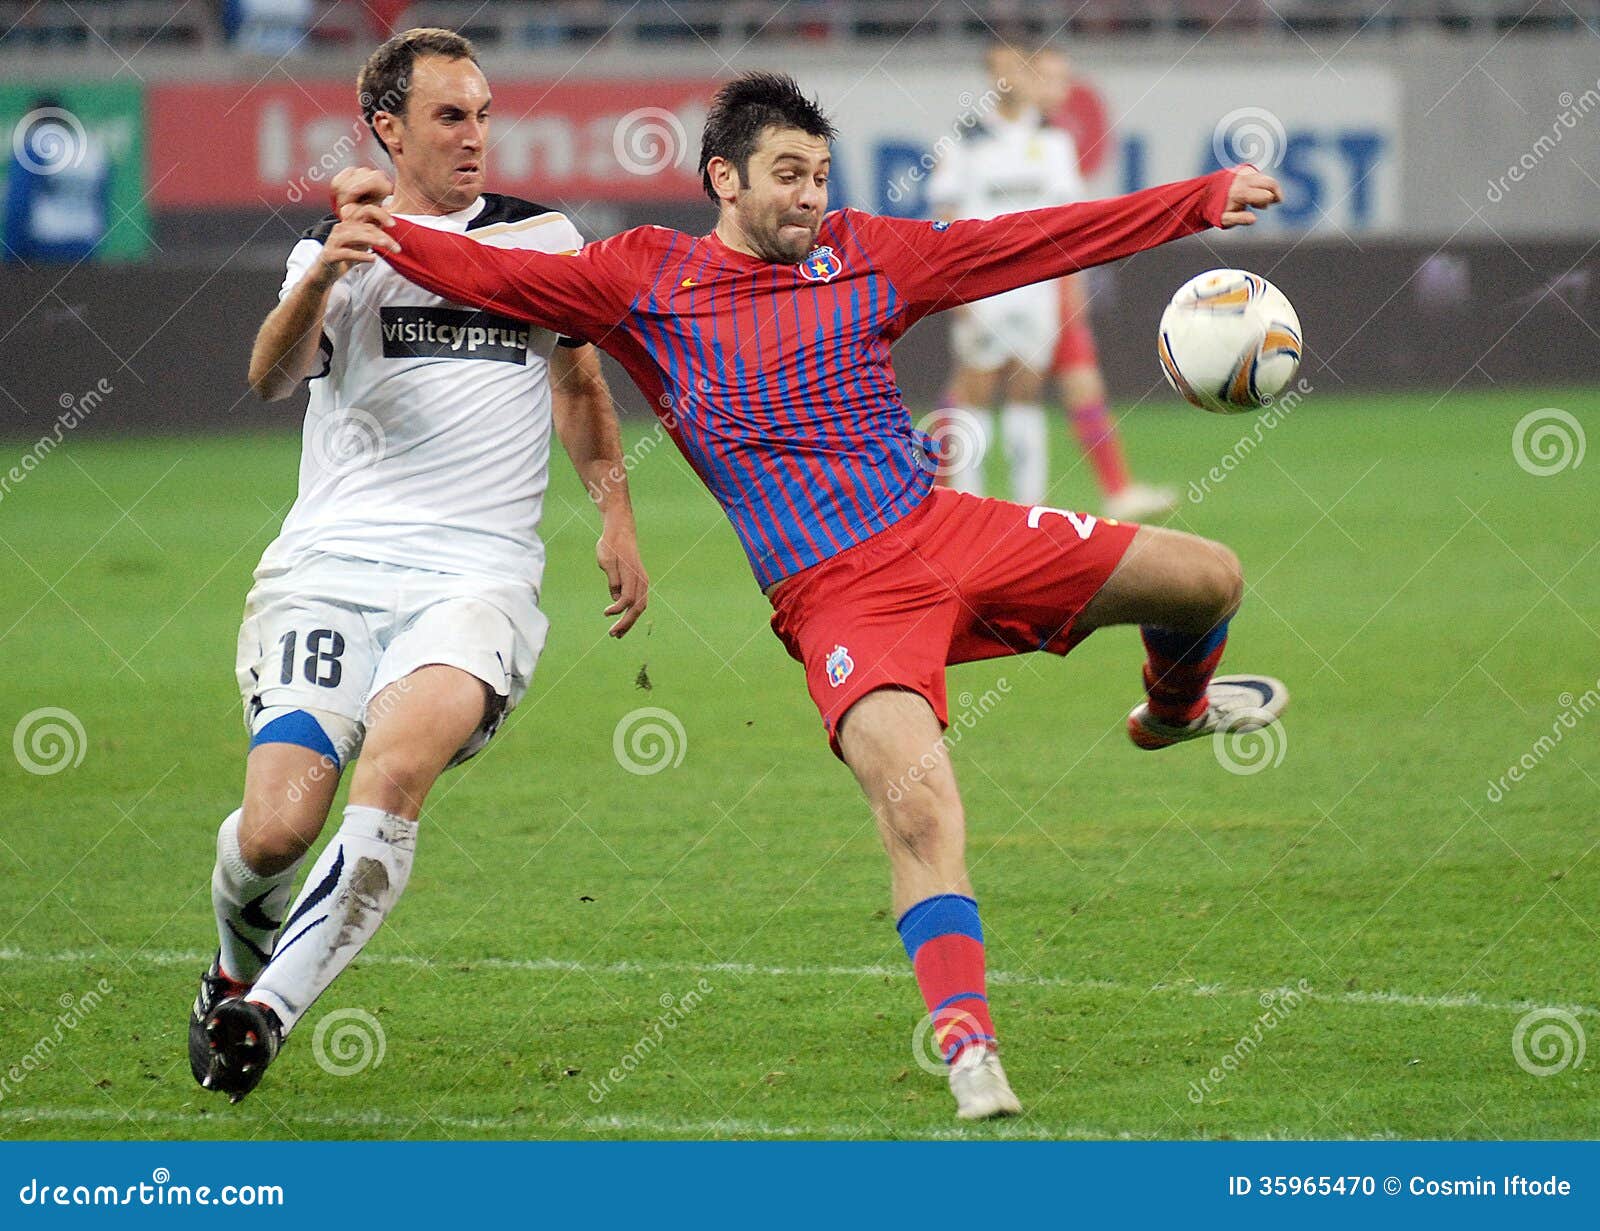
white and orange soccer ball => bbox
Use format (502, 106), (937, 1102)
(1157, 269), (1303, 414)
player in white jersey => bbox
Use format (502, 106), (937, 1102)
(188, 28), (649, 1103)
(930, 45), (1176, 520)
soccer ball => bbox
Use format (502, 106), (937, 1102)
(1157, 269), (1303, 414)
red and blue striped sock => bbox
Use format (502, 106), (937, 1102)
(897, 893), (996, 1063)
(1141, 621), (1229, 724)
(1069, 399), (1130, 496)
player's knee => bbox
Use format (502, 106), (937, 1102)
(881, 779), (962, 862)
(237, 803), (318, 874)
(1204, 542), (1245, 621)
(350, 746), (435, 817)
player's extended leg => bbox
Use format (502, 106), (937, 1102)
(205, 665), (490, 1102)
(999, 360), (1049, 506)
(1076, 524), (1286, 746)
(837, 687), (1021, 1121)
(191, 716), (351, 1090)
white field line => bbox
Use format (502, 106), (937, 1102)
(1, 946), (1593, 1020)
(0, 1104), (1092, 1141)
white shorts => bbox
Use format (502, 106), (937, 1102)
(234, 551), (548, 767)
(950, 280), (1061, 373)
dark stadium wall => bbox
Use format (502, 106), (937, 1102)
(2, 239), (1595, 441)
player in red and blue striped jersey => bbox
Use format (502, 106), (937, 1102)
(331, 73), (1289, 1121)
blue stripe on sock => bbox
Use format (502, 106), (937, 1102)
(250, 709), (341, 767)
(932, 991), (987, 1014)
(1143, 619), (1229, 664)
(944, 1032), (997, 1060)
(896, 893), (983, 962)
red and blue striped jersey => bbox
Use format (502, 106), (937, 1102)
(378, 169), (1235, 588)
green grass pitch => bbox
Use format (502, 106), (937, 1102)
(1, 387), (1595, 1140)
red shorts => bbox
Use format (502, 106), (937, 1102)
(768, 488), (1138, 756)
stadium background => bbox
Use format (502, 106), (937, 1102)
(1, 0), (1595, 1141)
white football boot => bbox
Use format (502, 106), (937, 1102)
(1104, 482), (1179, 522)
(1127, 673), (1289, 750)
(949, 1045), (1023, 1121)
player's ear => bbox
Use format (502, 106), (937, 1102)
(706, 156), (739, 204)
(373, 111), (402, 158)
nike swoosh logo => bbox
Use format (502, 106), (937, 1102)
(680, 278), (699, 288)
(240, 889), (283, 933)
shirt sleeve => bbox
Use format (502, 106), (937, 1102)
(382, 216), (638, 345)
(279, 236), (344, 379)
(850, 167), (1236, 325)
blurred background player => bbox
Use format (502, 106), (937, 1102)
(189, 28), (648, 1103)
(929, 44), (1177, 520)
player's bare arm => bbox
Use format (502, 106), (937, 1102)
(246, 213), (400, 400)
(550, 343), (649, 637)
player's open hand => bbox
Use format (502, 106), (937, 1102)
(1220, 167), (1283, 228)
(330, 166), (394, 213)
(597, 520), (649, 637)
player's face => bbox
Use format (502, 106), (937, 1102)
(1035, 52), (1071, 113)
(736, 128), (830, 264)
(383, 55), (491, 213)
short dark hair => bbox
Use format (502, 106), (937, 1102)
(357, 27), (478, 157)
(698, 72), (837, 201)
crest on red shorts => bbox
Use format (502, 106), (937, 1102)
(825, 644), (854, 687)
(799, 246), (843, 283)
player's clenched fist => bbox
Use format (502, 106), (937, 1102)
(1220, 166), (1283, 228)
(312, 201), (400, 284)
(330, 166), (394, 211)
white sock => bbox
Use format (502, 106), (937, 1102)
(944, 407), (992, 496)
(212, 809), (304, 985)
(1001, 403), (1049, 505)
(248, 805), (417, 1033)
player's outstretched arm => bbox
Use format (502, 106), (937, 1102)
(864, 165), (1282, 321)
(550, 344), (649, 638)
(332, 200), (629, 345)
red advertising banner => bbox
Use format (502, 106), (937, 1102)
(149, 79), (717, 208)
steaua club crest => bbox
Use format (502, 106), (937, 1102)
(825, 644), (855, 687)
(799, 246), (843, 284)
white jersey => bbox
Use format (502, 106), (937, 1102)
(257, 193), (584, 591)
(927, 108), (1085, 220)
